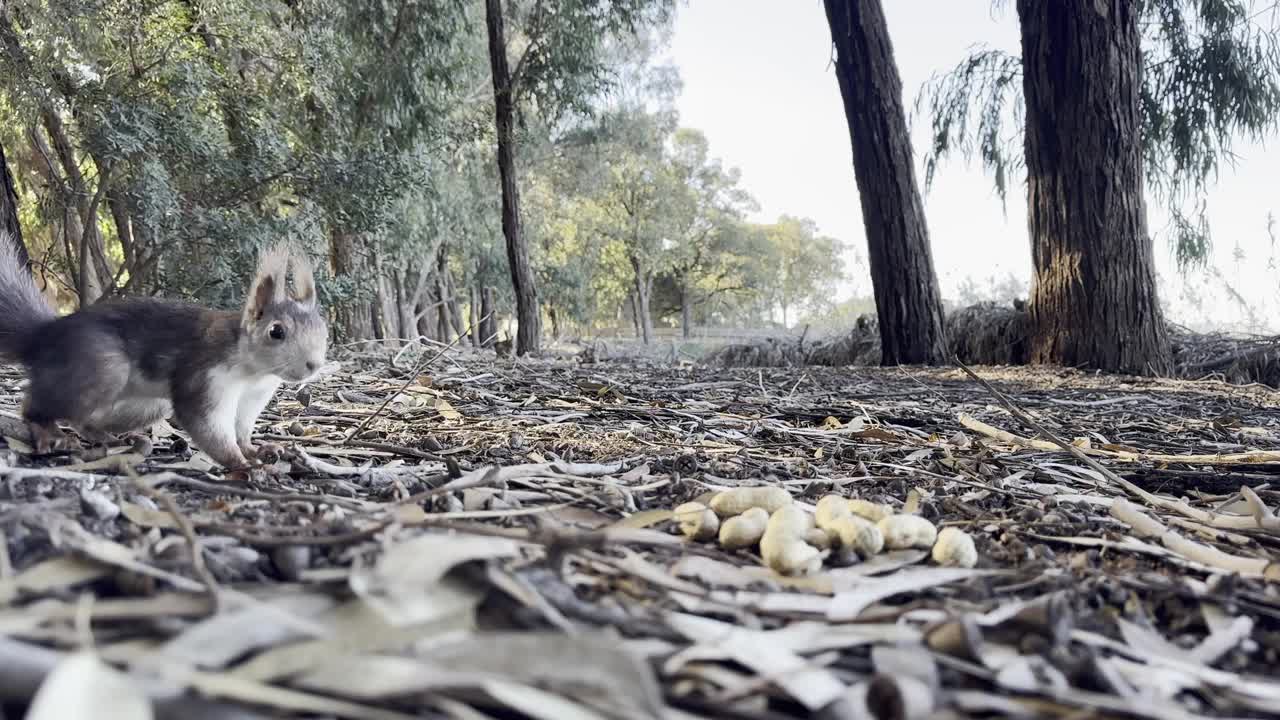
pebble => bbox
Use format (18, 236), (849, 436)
(271, 546), (311, 581)
(79, 488), (120, 521)
(289, 421), (306, 437)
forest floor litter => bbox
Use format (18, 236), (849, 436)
(1, 342), (1279, 719)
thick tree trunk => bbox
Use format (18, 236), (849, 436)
(485, 0), (540, 356)
(1016, 0), (1170, 375)
(0, 140), (31, 269)
(330, 229), (374, 340)
(824, 0), (948, 366)
(415, 293), (436, 341)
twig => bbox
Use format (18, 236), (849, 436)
(1111, 499), (1280, 581)
(145, 471), (375, 511)
(954, 360), (1185, 508)
(954, 373), (1280, 534)
(341, 329), (473, 445)
(124, 465), (222, 612)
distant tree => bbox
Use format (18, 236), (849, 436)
(482, 0), (674, 356)
(823, 0), (950, 366)
(662, 129), (756, 337)
(764, 216), (846, 327)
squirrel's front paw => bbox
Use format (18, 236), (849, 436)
(240, 441), (284, 464)
(255, 441), (285, 464)
(30, 423), (81, 454)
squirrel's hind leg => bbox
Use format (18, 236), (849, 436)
(23, 345), (131, 454)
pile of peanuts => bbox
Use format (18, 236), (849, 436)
(673, 487), (977, 576)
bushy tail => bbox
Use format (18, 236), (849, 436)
(0, 232), (55, 360)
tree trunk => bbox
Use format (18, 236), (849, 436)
(372, 249), (393, 341)
(396, 268), (417, 341)
(41, 111), (111, 303)
(629, 264), (654, 345)
(485, 0), (540, 356)
(29, 125), (85, 302)
(330, 229), (374, 340)
(1016, 0), (1170, 375)
(627, 293), (641, 338)
(435, 247), (457, 341)
(0, 139), (31, 270)
(417, 276), (440, 342)
(108, 191), (134, 273)
(445, 265), (465, 341)
(469, 285), (481, 347)
(548, 305), (560, 340)
(824, 0), (948, 366)
(479, 286), (497, 347)
(679, 278), (692, 339)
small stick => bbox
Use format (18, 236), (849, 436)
(125, 465), (223, 612)
(953, 359), (1163, 505)
(954, 359), (1280, 533)
(340, 315), (488, 445)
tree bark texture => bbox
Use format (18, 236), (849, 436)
(629, 256), (654, 345)
(626, 293), (641, 338)
(0, 140), (31, 269)
(1016, 0), (1170, 375)
(485, 0), (540, 356)
(330, 229), (374, 340)
(823, 0), (949, 366)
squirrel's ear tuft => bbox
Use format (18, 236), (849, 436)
(291, 253), (317, 310)
(243, 245), (288, 325)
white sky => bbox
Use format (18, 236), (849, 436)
(666, 0), (1280, 333)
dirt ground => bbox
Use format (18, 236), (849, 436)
(1, 344), (1279, 719)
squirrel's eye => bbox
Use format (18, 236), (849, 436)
(269, 324), (287, 341)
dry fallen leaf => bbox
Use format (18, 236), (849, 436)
(25, 651), (153, 720)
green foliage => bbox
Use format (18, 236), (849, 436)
(0, 0), (844, 341)
(505, 0), (677, 122)
(914, 0), (1280, 268)
(761, 215), (846, 325)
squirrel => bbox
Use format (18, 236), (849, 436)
(0, 234), (328, 472)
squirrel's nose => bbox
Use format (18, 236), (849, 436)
(305, 361), (317, 373)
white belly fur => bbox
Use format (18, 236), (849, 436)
(206, 365), (281, 437)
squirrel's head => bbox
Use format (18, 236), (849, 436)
(241, 244), (328, 383)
